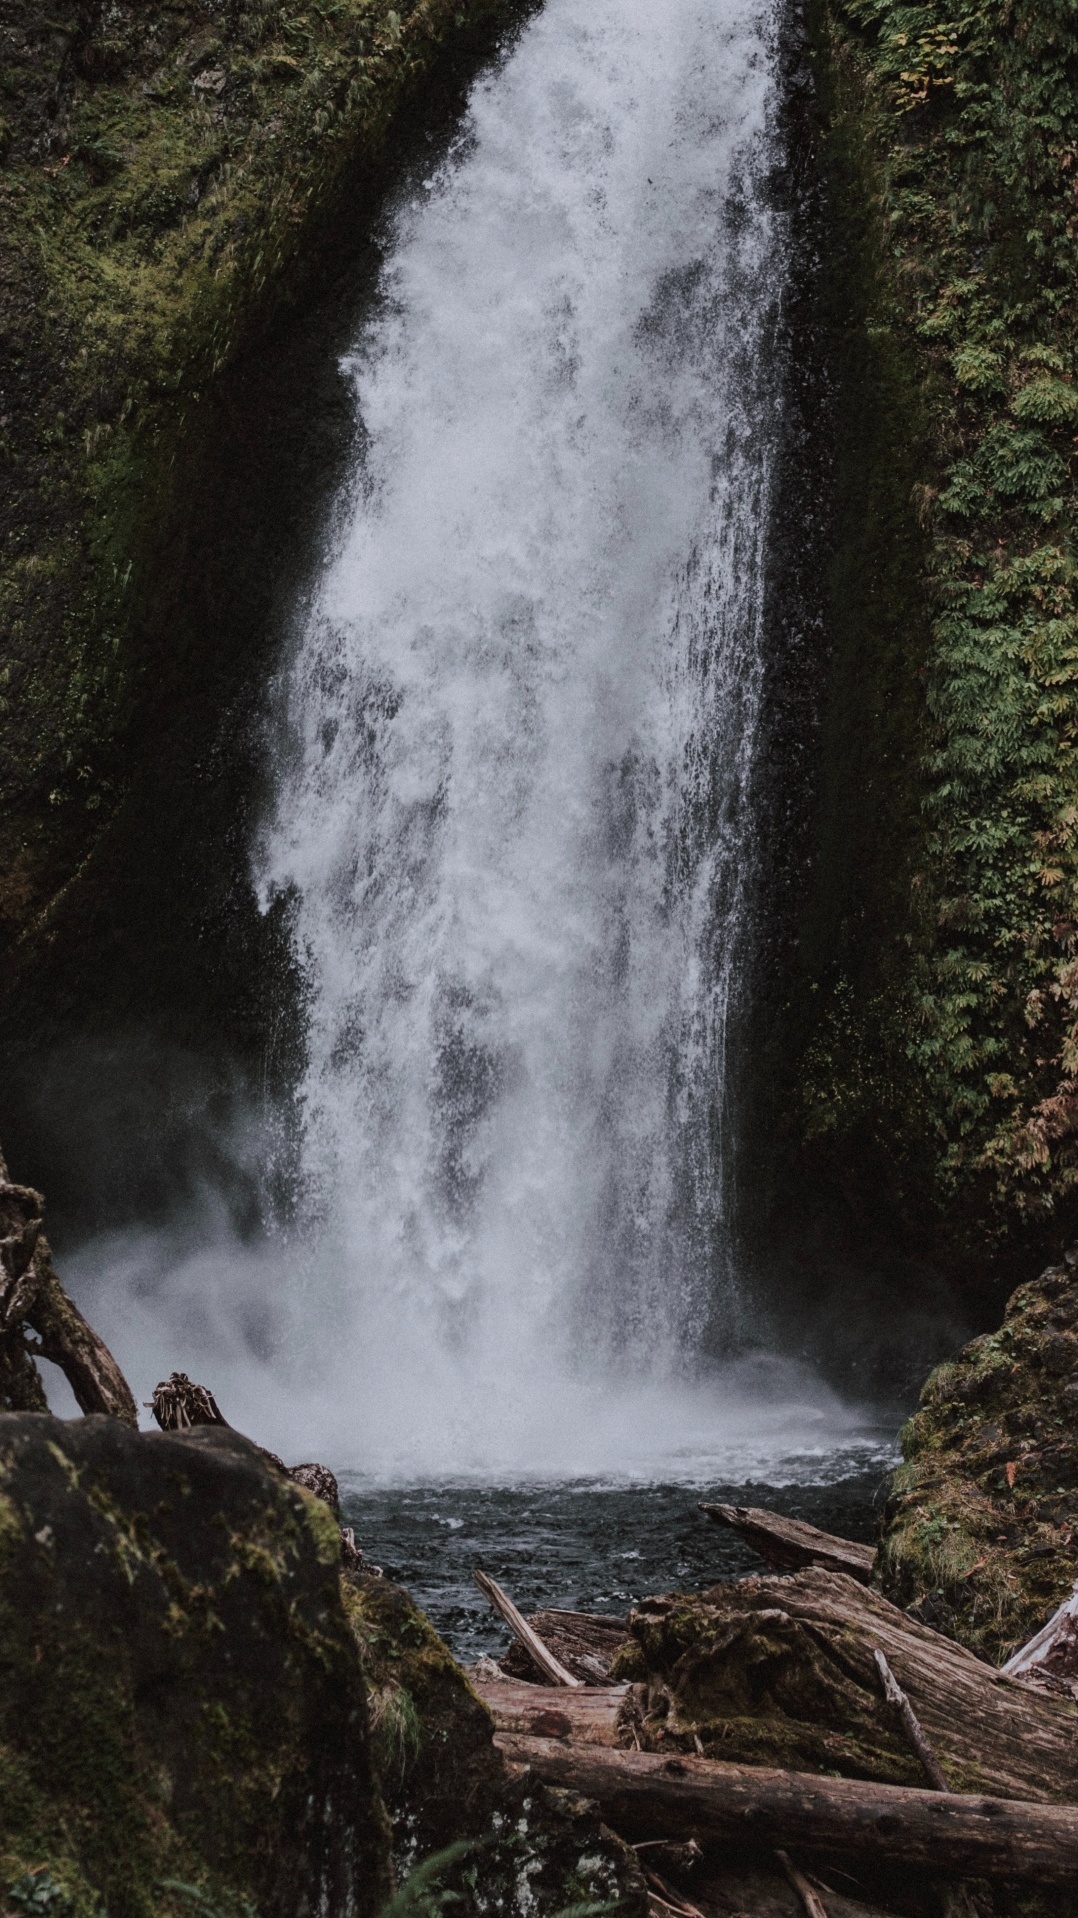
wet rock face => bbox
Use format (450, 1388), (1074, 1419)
(879, 1259), (1078, 1662)
(0, 1414), (390, 1918)
(342, 1570), (649, 1918)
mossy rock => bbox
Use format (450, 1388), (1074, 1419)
(0, 1413), (390, 1918)
(342, 1569), (648, 1917)
(879, 1258), (1078, 1661)
(0, 0), (533, 977)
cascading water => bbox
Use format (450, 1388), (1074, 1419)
(66, 0), (889, 1478)
(258, 0), (784, 1454)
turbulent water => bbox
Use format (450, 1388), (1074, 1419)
(58, 0), (897, 1479)
(255, 0), (791, 1464)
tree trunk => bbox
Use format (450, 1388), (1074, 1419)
(472, 1675), (641, 1746)
(628, 1567), (1078, 1802)
(698, 1505), (875, 1582)
(494, 1734), (1078, 1884)
(26, 1247), (138, 1424)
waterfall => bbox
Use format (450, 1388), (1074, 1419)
(254, 0), (786, 1464)
(69, 0), (882, 1477)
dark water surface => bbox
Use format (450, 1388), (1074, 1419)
(341, 1469), (891, 1662)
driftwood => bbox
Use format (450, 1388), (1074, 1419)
(630, 1568), (1078, 1803)
(499, 1608), (631, 1684)
(640, 1865), (706, 1917)
(0, 1151), (137, 1423)
(494, 1734), (1078, 1883)
(144, 1368), (380, 1567)
(471, 1674), (640, 1746)
(699, 1504), (874, 1584)
(777, 1850), (830, 1918)
(148, 1371), (228, 1429)
(474, 1571), (584, 1688)
(873, 1649), (949, 1793)
(1002, 1578), (1078, 1690)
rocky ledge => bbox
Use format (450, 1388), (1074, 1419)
(878, 1254), (1078, 1663)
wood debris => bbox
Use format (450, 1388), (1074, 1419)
(474, 1570), (585, 1688)
(699, 1503), (875, 1583)
(493, 1732), (1078, 1882)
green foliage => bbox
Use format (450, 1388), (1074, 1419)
(6, 1872), (79, 1917)
(378, 1842), (619, 1918)
(159, 1883), (257, 1918)
(879, 1258), (1078, 1661)
(378, 1844), (477, 1918)
(805, 0), (1078, 1229)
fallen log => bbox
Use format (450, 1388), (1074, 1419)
(471, 1673), (640, 1746)
(494, 1734), (1078, 1884)
(474, 1570), (584, 1688)
(499, 1608), (631, 1684)
(699, 1504), (874, 1583)
(628, 1568), (1078, 1801)
(1002, 1578), (1078, 1689)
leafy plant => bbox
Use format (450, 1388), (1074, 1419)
(5, 1874), (76, 1918)
(158, 1882), (257, 1918)
(378, 1843), (477, 1918)
(376, 1845), (622, 1918)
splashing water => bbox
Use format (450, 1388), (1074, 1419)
(63, 0), (891, 1479)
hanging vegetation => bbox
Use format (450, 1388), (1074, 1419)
(802, 0), (1078, 1245)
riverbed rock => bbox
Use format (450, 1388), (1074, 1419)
(0, 1412), (390, 1918)
(878, 1259), (1078, 1662)
(343, 1567), (649, 1917)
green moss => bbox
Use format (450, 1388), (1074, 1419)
(796, 0), (1078, 1242)
(339, 1571), (647, 1917)
(618, 1590), (922, 1788)
(0, 1417), (388, 1918)
(879, 1257), (1078, 1658)
(0, 0), (533, 969)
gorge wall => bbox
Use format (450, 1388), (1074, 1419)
(4, 0), (1078, 1303)
(784, 0), (1078, 1278)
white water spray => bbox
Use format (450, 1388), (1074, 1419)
(262, 0), (783, 1446)
(66, 0), (888, 1478)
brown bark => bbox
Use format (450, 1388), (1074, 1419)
(776, 1850), (830, 1918)
(499, 1608), (631, 1683)
(630, 1568), (1078, 1802)
(471, 1674), (642, 1746)
(2, 1148), (137, 1423)
(872, 1649), (950, 1793)
(698, 1505), (875, 1583)
(494, 1734), (1078, 1883)
(474, 1571), (584, 1687)
(26, 1246), (139, 1424)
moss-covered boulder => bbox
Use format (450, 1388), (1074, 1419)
(879, 1255), (1078, 1661)
(343, 1569), (648, 1917)
(0, 1412), (390, 1918)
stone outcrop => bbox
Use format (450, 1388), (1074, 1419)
(0, 1413), (390, 1918)
(343, 1568), (649, 1917)
(878, 1255), (1078, 1663)
(0, 0), (532, 987)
